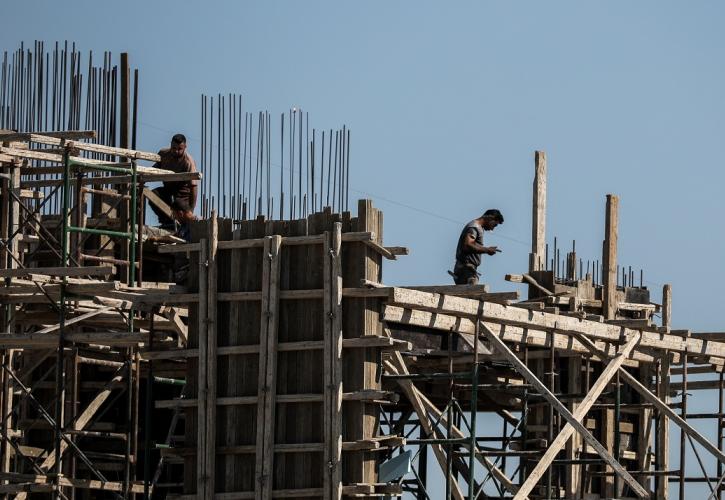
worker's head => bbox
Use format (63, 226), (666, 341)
(172, 198), (196, 224)
(481, 209), (504, 230)
(169, 134), (187, 158)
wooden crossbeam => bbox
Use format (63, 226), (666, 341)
(0, 332), (145, 348)
(383, 305), (653, 364)
(481, 324), (649, 499)
(0, 266), (112, 278)
(0, 130), (96, 142)
(514, 332), (642, 499)
(387, 287), (725, 358)
(23, 134), (160, 162)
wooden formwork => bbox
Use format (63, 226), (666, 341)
(168, 200), (393, 498)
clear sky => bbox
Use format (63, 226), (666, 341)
(3, 1), (723, 329)
(4, 1), (725, 496)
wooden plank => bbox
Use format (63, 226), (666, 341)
(481, 324), (649, 499)
(657, 285), (671, 499)
(0, 130), (96, 141)
(36, 374), (126, 472)
(529, 150), (546, 272)
(0, 266), (112, 278)
(162, 306), (189, 345)
(323, 224), (343, 500)
(0, 332), (146, 348)
(514, 332), (641, 499)
(255, 235), (282, 500)
(386, 287), (725, 359)
(143, 187), (174, 220)
(602, 194), (619, 319)
(20, 171), (201, 188)
(35, 306), (113, 334)
(26, 135), (160, 162)
(382, 305), (653, 364)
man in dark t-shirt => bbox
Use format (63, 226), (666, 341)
(150, 134), (198, 228)
(452, 209), (504, 285)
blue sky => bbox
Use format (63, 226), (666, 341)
(4, 1), (723, 330)
(4, 1), (725, 496)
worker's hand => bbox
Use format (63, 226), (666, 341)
(486, 246), (500, 255)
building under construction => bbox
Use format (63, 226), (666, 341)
(0, 44), (723, 500)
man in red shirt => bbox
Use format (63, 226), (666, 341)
(150, 134), (198, 228)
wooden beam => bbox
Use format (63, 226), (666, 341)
(0, 130), (96, 142)
(36, 374), (125, 473)
(514, 332), (641, 499)
(143, 188), (173, 220)
(657, 284), (672, 499)
(603, 194), (619, 319)
(481, 324), (649, 499)
(382, 305), (653, 364)
(386, 287), (725, 359)
(255, 235), (281, 500)
(529, 150), (546, 272)
(323, 224), (343, 500)
(0, 266), (112, 278)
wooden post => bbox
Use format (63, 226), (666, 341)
(196, 238), (208, 499)
(662, 284), (672, 331)
(565, 357), (582, 498)
(323, 224), (343, 500)
(205, 213), (218, 497)
(637, 364), (654, 492)
(529, 151), (547, 272)
(602, 194), (619, 320)
(255, 234), (281, 500)
(656, 284), (672, 499)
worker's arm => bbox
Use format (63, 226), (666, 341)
(464, 232), (499, 255)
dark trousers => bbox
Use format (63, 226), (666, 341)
(453, 263), (479, 285)
(150, 185), (175, 226)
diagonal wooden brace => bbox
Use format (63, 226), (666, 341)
(481, 324), (649, 499)
(514, 331), (642, 499)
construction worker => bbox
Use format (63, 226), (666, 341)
(450, 209), (504, 285)
(150, 134), (198, 229)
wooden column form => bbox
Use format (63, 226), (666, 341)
(255, 234), (282, 499)
(323, 223), (343, 500)
(656, 284), (672, 499)
(602, 194), (619, 320)
(529, 150), (547, 272)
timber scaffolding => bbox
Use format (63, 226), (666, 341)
(0, 132), (721, 500)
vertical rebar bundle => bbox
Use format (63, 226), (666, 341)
(0, 41), (139, 215)
(200, 94), (351, 223)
